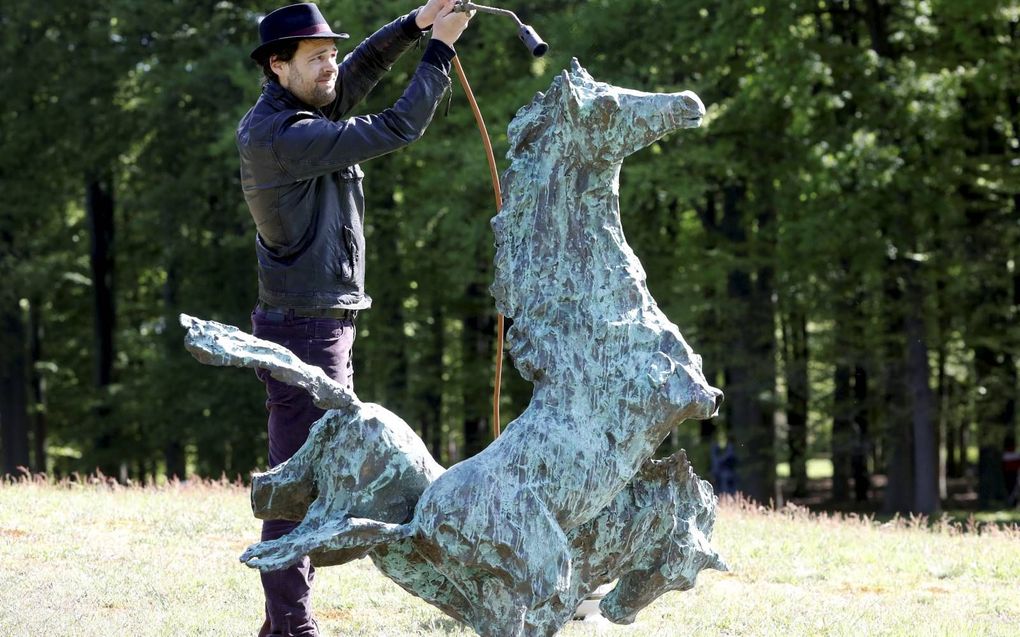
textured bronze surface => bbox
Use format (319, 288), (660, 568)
(182, 59), (725, 636)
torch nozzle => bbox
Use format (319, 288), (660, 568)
(453, 1), (549, 57)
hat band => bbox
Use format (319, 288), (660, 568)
(286, 23), (334, 37)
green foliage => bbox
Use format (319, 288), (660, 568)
(0, 0), (1016, 508)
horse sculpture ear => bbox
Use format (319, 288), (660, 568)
(557, 70), (582, 121)
(569, 58), (596, 86)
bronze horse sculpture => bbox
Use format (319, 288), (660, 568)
(182, 59), (724, 636)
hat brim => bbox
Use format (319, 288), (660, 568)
(250, 31), (350, 61)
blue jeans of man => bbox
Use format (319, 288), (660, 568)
(251, 308), (355, 637)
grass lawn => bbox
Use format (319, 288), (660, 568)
(1, 479), (1018, 636)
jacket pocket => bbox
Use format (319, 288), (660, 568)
(339, 225), (358, 282)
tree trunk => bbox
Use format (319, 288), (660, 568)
(832, 360), (853, 503)
(1, 302), (31, 476)
(852, 363), (871, 502)
(882, 259), (939, 514)
(784, 308), (809, 498)
(831, 272), (860, 503)
(162, 244), (187, 480)
(87, 173), (118, 477)
(724, 359), (775, 504)
(719, 185), (776, 503)
(974, 346), (1014, 507)
(904, 265), (939, 514)
(87, 174), (116, 389)
(882, 261), (913, 514)
(164, 441), (186, 481)
(28, 297), (47, 473)
(863, 0), (893, 58)
(882, 392), (914, 515)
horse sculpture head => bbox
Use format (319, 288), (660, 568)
(506, 58), (705, 166)
(492, 59), (719, 424)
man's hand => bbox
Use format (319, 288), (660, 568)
(431, 1), (473, 47)
(416, 0), (456, 30)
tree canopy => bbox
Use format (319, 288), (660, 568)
(1, 0), (1017, 514)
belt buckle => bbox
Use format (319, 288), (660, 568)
(256, 302), (288, 323)
(264, 308), (287, 323)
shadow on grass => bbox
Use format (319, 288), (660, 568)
(416, 616), (467, 634)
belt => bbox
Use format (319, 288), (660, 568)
(256, 302), (358, 322)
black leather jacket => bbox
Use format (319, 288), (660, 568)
(237, 13), (451, 310)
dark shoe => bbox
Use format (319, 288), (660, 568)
(257, 616), (320, 637)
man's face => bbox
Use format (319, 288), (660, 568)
(274, 38), (339, 108)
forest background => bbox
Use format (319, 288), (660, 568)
(0, 0), (1017, 516)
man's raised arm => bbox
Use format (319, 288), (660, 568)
(328, 0), (457, 119)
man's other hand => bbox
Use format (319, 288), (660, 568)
(431, 1), (473, 47)
(416, 0), (456, 30)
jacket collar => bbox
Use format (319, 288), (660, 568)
(263, 80), (320, 113)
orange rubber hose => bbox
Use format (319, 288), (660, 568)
(452, 55), (505, 440)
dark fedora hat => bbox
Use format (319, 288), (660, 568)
(250, 3), (349, 61)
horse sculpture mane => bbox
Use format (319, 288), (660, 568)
(181, 59), (724, 637)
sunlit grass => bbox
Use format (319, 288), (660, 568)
(944, 509), (1020, 525)
(775, 457), (833, 479)
(2, 478), (1018, 636)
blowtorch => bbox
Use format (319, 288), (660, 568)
(452, 1), (549, 57)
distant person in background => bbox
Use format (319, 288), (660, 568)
(851, 436), (871, 502)
(710, 440), (737, 496)
(236, 2), (472, 635)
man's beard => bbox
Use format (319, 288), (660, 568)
(290, 67), (336, 108)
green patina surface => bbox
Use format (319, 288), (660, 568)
(182, 60), (723, 637)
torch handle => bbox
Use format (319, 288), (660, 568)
(453, 1), (523, 27)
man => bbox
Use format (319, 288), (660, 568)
(236, 2), (472, 635)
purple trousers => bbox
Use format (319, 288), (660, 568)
(251, 308), (355, 637)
